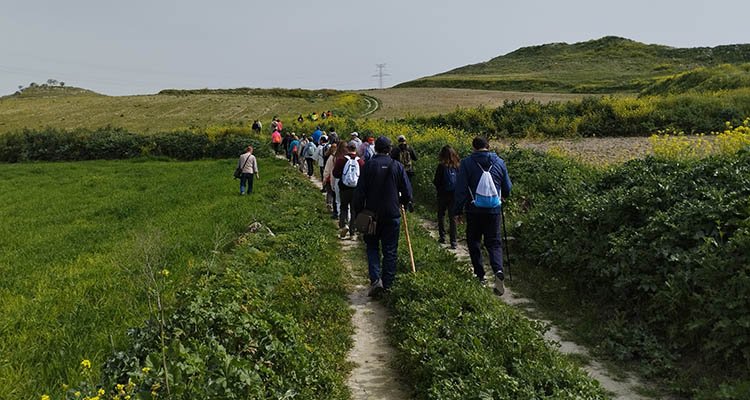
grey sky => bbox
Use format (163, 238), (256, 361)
(1, 0), (747, 96)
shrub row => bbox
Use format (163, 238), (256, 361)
(386, 223), (608, 399)
(506, 148), (750, 398)
(0, 127), (268, 162)
(407, 90), (750, 137)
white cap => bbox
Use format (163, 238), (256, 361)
(350, 131), (359, 137)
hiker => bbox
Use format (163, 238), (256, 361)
(323, 142), (339, 217)
(311, 126), (323, 145)
(303, 136), (317, 177)
(390, 135), (418, 183)
(282, 132), (292, 161)
(433, 145), (460, 249)
(297, 114), (304, 123)
(353, 136), (413, 296)
(251, 119), (262, 134)
(315, 135), (330, 183)
(288, 134), (300, 166)
(329, 143), (349, 220)
(271, 129), (282, 154)
(276, 118), (283, 133)
(358, 134), (376, 162)
(237, 145), (260, 195)
(452, 137), (512, 296)
(327, 127), (339, 144)
(349, 131), (362, 147)
(297, 136), (309, 173)
(270, 116), (279, 132)
(333, 142), (365, 239)
(310, 112), (319, 121)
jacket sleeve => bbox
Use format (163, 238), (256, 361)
(353, 163), (369, 214)
(498, 159), (512, 199)
(252, 156), (259, 174)
(410, 148), (418, 161)
(452, 159), (470, 215)
(398, 164), (413, 206)
(433, 164), (442, 189)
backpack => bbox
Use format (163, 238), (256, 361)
(363, 143), (375, 161)
(305, 142), (316, 158)
(443, 166), (457, 192)
(341, 155), (360, 188)
(399, 147), (413, 172)
(471, 162), (500, 208)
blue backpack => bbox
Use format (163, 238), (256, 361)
(470, 162), (500, 208)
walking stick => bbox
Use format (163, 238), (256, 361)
(501, 203), (511, 281)
(401, 206), (416, 273)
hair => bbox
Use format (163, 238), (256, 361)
(328, 127), (335, 132)
(438, 145), (459, 168)
(346, 142), (357, 152)
(326, 142), (338, 157)
(246, 145), (254, 152)
(334, 141), (349, 159)
(472, 136), (489, 150)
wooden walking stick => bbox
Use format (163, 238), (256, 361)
(401, 206), (416, 273)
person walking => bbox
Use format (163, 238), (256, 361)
(271, 129), (282, 154)
(237, 145), (260, 195)
(333, 142), (365, 239)
(251, 119), (262, 135)
(452, 137), (512, 295)
(354, 136), (413, 296)
(433, 145), (460, 249)
(390, 135), (418, 183)
(315, 135), (329, 183)
(311, 126), (324, 145)
(329, 143), (348, 220)
(303, 137), (317, 177)
(288, 134), (300, 166)
(323, 142), (339, 218)
(349, 131), (362, 147)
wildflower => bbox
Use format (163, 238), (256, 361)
(74, 392), (81, 398)
(142, 367), (151, 374)
(62, 384), (69, 391)
(160, 269), (170, 277)
(125, 397), (131, 400)
(80, 359), (91, 369)
(41, 395), (50, 400)
(98, 388), (105, 396)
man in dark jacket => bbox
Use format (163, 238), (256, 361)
(354, 136), (413, 297)
(453, 137), (512, 295)
(390, 135), (418, 182)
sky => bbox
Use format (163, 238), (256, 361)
(1, 0), (748, 96)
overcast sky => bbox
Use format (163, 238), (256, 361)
(1, 0), (748, 96)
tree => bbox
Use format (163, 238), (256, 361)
(59, 82), (65, 87)
(47, 79), (58, 86)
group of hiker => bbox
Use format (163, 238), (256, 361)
(238, 123), (512, 298)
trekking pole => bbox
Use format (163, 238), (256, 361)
(501, 203), (511, 281)
(401, 206), (416, 273)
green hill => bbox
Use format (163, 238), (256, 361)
(642, 63), (750, 95)
(396, 36), (750, 93)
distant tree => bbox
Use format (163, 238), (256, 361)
(59, 82), (65, 87)
(47, 79), (58, 86)
(18, 85), (23, 91)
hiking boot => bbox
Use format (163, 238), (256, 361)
(450, 242), (457, 249)
(368, 279), (384, 297)
(339, 226), (349, 239)
(493, 276), (505, 296)
(438, 237), (445, 244)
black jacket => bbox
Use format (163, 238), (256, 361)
(354, 154), (413, 219)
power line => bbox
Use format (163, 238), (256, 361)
(372, 63), (390, 89)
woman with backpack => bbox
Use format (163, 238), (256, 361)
(433, 145), (460, 248)
(332, 142), (364, 239)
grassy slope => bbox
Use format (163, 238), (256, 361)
(397, 36), (750, 93)
(0, 158), (285, 397)
(0, 87), (367, 134)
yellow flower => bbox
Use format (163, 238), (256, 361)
(116, 384), (124, 391)
(98, 388), (105, 396)
(74, 392), (81, 398)
(80, 359), (91, 369)
(125, 397), (131, 400)
(151, 391), (158, 397)
(142, 367), (151, 374)
(62, 384), (69, 390)
(41, 395), (50, 400)
(160, 269), (170, 277)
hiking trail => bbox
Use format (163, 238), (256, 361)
(417, 217), (658, 400)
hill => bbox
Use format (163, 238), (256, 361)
(396, 36), (750, 93)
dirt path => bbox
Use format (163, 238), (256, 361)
(284, 156), (410, 399)
(417, 217), (652, 400)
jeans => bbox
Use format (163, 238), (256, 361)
(364, 216), (401, 289)
(437, 191), (456, 244)
(338, 186), (355, 232)
(465, 212), (504, 280)
(240, 173), (255, 194)
(332, 178), (341, 216)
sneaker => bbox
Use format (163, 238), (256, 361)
(493, 276), (505, 296)
(479, 278), (489, 287)
(339, 226), (349, 239)
(368, 279), (384, 297)
(450, 242), (457, 249)
(438, 237), (445, 244)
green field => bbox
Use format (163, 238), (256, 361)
(0, 158), (276, 396)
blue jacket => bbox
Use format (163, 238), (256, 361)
(453, 150), (512, 215)
(354, 154), (413, 219)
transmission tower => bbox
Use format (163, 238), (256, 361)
(372, 63), (390, 89)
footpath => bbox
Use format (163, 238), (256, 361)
(417, 217), (654, 400)
(278, 155), (410, 400)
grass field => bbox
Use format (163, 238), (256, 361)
(0, 157), (283, 397)
(360, 88), (586, 119)
(0, 89), (366, 134)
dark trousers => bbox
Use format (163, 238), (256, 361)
(338, 186), (355, 232)
(319, 166), (325, 181)
(437, 191), (456, 244)
(364, 216), (401, 288)
(305, 158), (314, 176)
(240, 173), (255, 194)
(273, 143), (281, 154)
(466, 212), (503, 280)
(292, 153), (299, 166)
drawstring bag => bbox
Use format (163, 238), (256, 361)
(471, 162), (500, 208)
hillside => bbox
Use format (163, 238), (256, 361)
(0, 87), (367, 134)
(397, 36), (750, 93)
